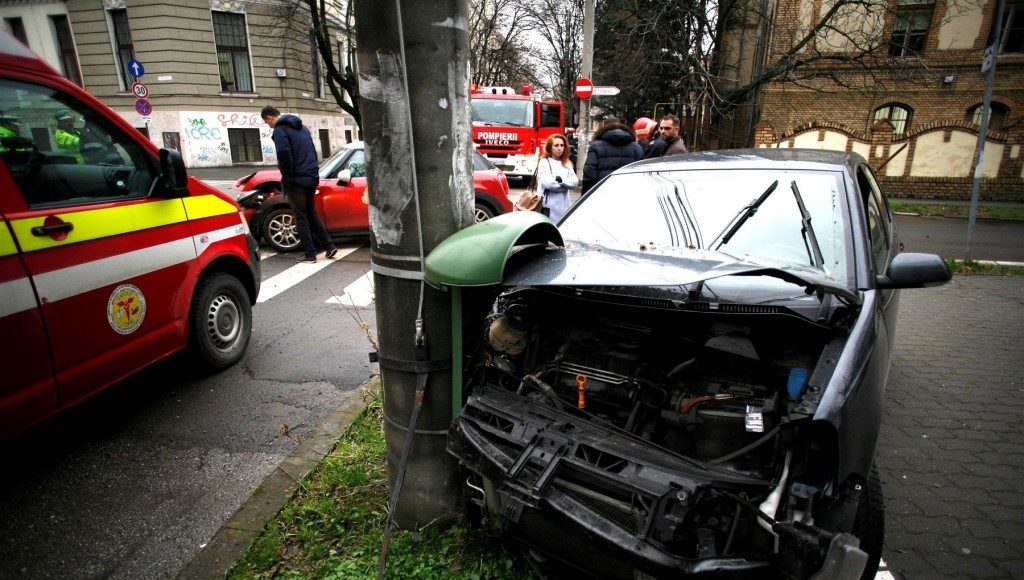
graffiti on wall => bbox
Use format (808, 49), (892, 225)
(177, 111), (347, 166)
(217, 113), (263, 127)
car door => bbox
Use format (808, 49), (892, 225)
(319, 148), (369, 231)
(857, 165), (899, 337)
(0, 77), (194, 407)
(0, 194), (57, 440)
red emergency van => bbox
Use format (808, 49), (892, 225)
(0, 33), (260, 440)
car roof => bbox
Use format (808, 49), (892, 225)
(0, 31), (60, 76)
(622, 148), (865, 175)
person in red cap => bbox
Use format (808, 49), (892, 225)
(633, 117), (656, 149)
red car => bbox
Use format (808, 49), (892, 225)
(232, 141), (512, 251)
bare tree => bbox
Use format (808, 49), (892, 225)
(309, 0), (360, 127)
(589, 0), (979, 148)
(520, 0), (585, 122)
(468, 0), (542, 88)
(255, 0), (360, 128)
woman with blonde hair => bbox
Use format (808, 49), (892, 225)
(535, 133), (579, 221)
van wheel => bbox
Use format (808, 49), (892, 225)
(189, 273), (252, 371)
(262, 207), (301, 252)
(474, 201), (495, 222)
(853, 465), (884, 579)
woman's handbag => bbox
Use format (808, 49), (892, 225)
(513, 164), (543, 212)
(514, 188), (542, 212)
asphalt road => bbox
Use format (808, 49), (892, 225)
(895, 214), (1023, 262)
(0, 246), (378, 578)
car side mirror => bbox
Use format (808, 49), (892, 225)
(876, 252), (952, 289)
(336, 169), (352, 185)
(155, 148), (189, 198)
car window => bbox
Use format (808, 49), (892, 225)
(473, 151), (495, 171)
(857, 166), (890, 272)
(561, 168), (853, 285)
(343, 149), (366, 178)
(0, 79), (156, 208)
(318, 147), (349, 178)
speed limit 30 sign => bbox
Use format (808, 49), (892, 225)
(130, 81), (149, 100)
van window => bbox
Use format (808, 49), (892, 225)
(0, 79), (157, 208)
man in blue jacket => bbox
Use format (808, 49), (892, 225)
(261, 105), (338, 263)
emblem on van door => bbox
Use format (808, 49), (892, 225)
(107, 284), (146, 335)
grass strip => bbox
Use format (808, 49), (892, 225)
(890, 201), (1024, 220)
(947, 259), (1024, 276)
(228, 388), (535, 579)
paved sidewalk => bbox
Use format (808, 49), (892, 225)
(878, 276), (1023, 579)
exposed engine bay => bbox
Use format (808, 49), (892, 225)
(448, 286), (876, 578)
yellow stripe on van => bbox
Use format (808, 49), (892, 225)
(10, 199), (189, 252)
(0, 223), (17, 257)
(183, 195), (238, 220)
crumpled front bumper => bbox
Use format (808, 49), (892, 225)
(447, 385), (868, 578)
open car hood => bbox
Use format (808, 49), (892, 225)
(505, 240), (861, 305)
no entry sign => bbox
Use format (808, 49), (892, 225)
(575, 77), (593, 100)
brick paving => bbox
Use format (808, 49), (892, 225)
(878, 276), (1024, 579)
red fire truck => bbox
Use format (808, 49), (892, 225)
(470, 85), (563, 181)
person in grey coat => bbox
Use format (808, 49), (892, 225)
(582, 120), (643, 192)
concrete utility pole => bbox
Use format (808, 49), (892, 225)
(575, 0), (595, 177)
(353, 0), (472, 529)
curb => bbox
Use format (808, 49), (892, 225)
(892, 211), (1024, 222)
(177, 377), (378, 579)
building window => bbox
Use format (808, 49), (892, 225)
(228, 128), (262, 163)
(212, 11), (253, 93)
(890, 1), (933, 57)
(4, 18), (28, 46)
(1001, 2), (1024, 53)
(162, 132), (181, 151)
(310, 30), (323, 99)
(50, 15), (82, 87)
(966, 103), (1009, 131)
(873, 103), (913, 133)
(108, 9), (137, 91)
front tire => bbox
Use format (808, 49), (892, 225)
(853, 466), (885, 579)
(262, 207), (301, 252)
(189, 273), (252, 371)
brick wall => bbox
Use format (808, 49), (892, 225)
(743, 0), (1024, 201)
(754, 119), (1024, 201)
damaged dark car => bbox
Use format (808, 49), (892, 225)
(423, 149), (952, 578)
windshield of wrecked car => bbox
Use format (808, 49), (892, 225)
(560, 168), (851, 284)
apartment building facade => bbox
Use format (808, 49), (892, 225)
(1, 0), (357, 167)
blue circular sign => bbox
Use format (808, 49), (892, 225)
(134, 98), (152, 116)
(127, 59), (145, 78)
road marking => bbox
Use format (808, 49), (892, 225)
(327, 270), (374, 307)
(876, 558), (894, 579)
(256, 247), (358, 303)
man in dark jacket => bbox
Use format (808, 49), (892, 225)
(656, 114), (688, 157)
(582, 120), (643, 192)
(261, 105), (337, 263)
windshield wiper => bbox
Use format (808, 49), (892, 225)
(711, 180), (779, 250)
(790, 181), (824, 270)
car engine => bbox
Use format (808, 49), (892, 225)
(479, 287), (830, 478)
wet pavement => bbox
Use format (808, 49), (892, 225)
(879, 276), (1023, 578)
